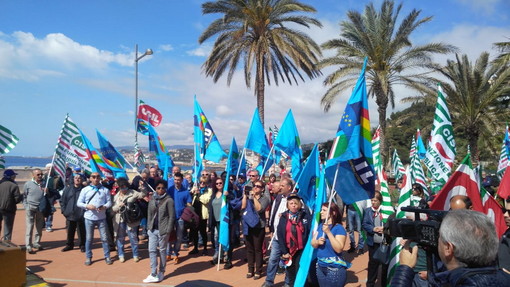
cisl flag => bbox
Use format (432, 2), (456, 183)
(424, 85), (456, 186)
(137, 100), (163, 127)
(429, 154), (483, 212)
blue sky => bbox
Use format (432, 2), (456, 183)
(1, 0), (509, 156)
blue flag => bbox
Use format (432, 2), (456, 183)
(325, 57), (375, 205)
(416, 128), (427, 160)
(193, 96), (227, 163)
(193, 143), (204, 185)
(295, 144), (320, 209)
(294, 168), (328, 287)
(274, 109), (303, 178)
(137, 119), (149, 135)
(80, 130), (126, 180)
(245, 108), (272, 176)
(147, 124), (174, 180)
(96, 130), (128, 169)
(218, 152), (233, 251)
(244, 108), (270, 156)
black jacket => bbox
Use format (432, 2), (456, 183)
(0, 178), (22, 213)
(60, 185), (84, 221)
(391, 264), (510, 286)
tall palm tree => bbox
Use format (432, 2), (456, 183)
(493, 38), (510, 66)
(199, 0), (322, 125)
(319, 0), (456, 162)
(431, 53), (510, 160)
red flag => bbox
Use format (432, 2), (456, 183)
(430, 154), (484, 212)
(483, 196), (506, 238)
(497, 167), (510, 199)
(137, 100), (163, 127)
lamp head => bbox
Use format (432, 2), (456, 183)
(145, 49), (153, 56)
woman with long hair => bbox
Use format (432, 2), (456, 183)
(311, 202), (350, 287)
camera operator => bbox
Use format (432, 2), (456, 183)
(499, 197), (510, 273)
(392, 209), (510, 286)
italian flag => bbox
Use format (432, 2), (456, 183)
(429, 154), (483, 212)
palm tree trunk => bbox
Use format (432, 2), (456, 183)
(378, 105), (387, 165)
(256, 53), (265, 126)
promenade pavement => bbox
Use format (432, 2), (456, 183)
(9, 203), (376, 287)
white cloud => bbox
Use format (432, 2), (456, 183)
(159, 44), (173, 51)
(431, 24), (510, 63)
(186, 43), (212, 57)
(0, 32), (135, 82)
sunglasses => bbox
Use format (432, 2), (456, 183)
(91, 175), (101, 179)
(249, 175), (257, 177)
(35, 174), (43, 176)
(200, 182), (207, 185)
(254, 185), (264, 188)
(502, 207), (509, 214)
(216, 182), (223, 185)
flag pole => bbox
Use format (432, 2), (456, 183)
(261, 144), (276, 177)
(45, 114), (69, 189)
(323, 163), (341, 232)
(236, 148), (246, 178)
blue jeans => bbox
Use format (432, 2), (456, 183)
(316, 263), (347, 287)
(116, 222), (139, 258)
(169, 218), (184, 256)
(84, 218), (110, 259)
(148, 229), (169, 276)
(347, 208), (364, 249)
(264, 239), (289, 286)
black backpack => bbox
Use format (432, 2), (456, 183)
(122, 200), (143, 224)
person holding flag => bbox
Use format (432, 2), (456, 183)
(311, 202), (350, 287)
(499, 197), (510, 273)
(362, 191), (388, 287)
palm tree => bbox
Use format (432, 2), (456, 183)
(493, 38), (510, 66)
(431, 53), (510, 160)
(199, 0), (322, 125)
(319, 0), (456, 162)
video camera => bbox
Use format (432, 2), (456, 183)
(386, 206), (447, 248)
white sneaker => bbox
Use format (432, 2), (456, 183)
(158, 272), (164, 282)
(143, 274), (160, 283)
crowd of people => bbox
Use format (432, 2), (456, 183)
(1, 164), (510, 286)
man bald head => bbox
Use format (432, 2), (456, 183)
(450, 195), (473, 210)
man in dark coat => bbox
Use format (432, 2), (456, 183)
(0, 169), (22, 241)
(60, 174), (86, 252)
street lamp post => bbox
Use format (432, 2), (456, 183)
(135, 44), (153, 143)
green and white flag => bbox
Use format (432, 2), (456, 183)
(0, 124), (19, 154)
(392, 149), (405, 180)
(372, 125), (394, 222)
(497, 135), (509, 180)
(52, 115), (91, 180)
(387, 166), (413, 283)
(424, 85), (456, 188)
(0, 156), (5, 169)
(372, 126), (382, 177)
(410, 137), (429, 197)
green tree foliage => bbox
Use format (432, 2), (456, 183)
(319, 0), (456, 162)
(199, 0), (322, 125)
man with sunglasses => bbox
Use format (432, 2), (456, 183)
(23, 169), (47, 254)
(77, 172), (113, 266)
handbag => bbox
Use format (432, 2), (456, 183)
(243, 199), (260, 228)
(373, 235), (390, 265)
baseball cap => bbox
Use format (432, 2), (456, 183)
(3, 169), (18, 177)
(73, 166), (82, 172)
